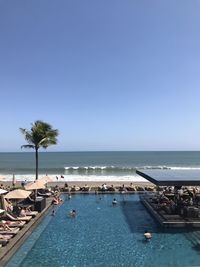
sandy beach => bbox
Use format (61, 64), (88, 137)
(0, 180), (153, 189)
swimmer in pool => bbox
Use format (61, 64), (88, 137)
(112, 198), (117, 205)
(144, 230), (152, 240)
(69, 209), (76, 217)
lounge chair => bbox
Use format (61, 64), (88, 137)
(62, 185), (70, 192)
(98, 186), (108, 192)
(0, 234), (13, 246)
(136, 186), (145, 191)
(70, 186), (80, 192)
(2, 220), (26, 228)
(0, 234), (13, 244)
(16, 206), (38, 217)
(119, 187), (127, 192)
(0, 227), (20, 235)
(23, 211), (38, 217)
(126, 186), (136, 191)
(107, 186), (115, 192)
(81, 186), (90, 192)
(5, 212), (32, 222)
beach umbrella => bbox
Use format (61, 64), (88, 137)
(5, 189), (31, 199)
(40, 175), (53, 183)
(25, 175), (53, 191)
(24, 179), (46, 190)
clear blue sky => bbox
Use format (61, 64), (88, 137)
(0, 0), (200, 151)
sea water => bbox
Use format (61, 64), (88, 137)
(0, 151), (200, 182)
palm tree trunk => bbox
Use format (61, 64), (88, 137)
(35, 147), (39, 180)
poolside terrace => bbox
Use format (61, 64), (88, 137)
(137, 170), (200, 228)
(0, 197), (53, 266)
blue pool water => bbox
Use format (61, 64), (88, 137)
(6, 194), (200, 267)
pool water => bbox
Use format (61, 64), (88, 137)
(6, 194), (200, 267)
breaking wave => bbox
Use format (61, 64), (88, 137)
(64, 165), (200, 173)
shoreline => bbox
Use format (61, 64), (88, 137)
(0, 180), (153, 189)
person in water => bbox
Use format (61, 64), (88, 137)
(144, 230), (152, 240)
(69, 209), (76, 217)
(112, 198), (117, 205)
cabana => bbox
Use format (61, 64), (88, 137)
(136, 169), (200, 228)
(136, 169), (200, 186)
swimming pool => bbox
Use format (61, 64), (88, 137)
(5, 194), (200, 267)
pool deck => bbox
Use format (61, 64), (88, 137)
(141, 194), (200, 228)
(0, 197), (53, 267)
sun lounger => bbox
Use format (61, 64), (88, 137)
(0, 227), (20, 235)
(107, 186), (115, 192)
(81, 187), (90, 192)
(0, 234), (13, 246)
(6, 212), (32, 222)
(2, 220), (26, 228)
(126, 187), (136, 191)
(118, 185), (127, 192)
(0, 241), (8, 246)
(62, 187), (70, 192)
(0, 239), (9, 246)
(98, 187), (108, 192)
(24, 211), (38, 217)
(70, 186), (80, 192)
(0, 234), (13, 244)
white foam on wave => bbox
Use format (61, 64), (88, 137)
(64, 166), (200, 171)
(63, 165), (178, 171)
(142, 165), (169, 169)
(64, 166), (111, 170)
(169, 167), (200, 170)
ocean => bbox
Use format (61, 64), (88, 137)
(0, 151), (200, 182)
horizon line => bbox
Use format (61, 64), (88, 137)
(1, 150), (200, 153)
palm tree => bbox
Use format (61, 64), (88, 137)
(20, 120), (59, 180)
